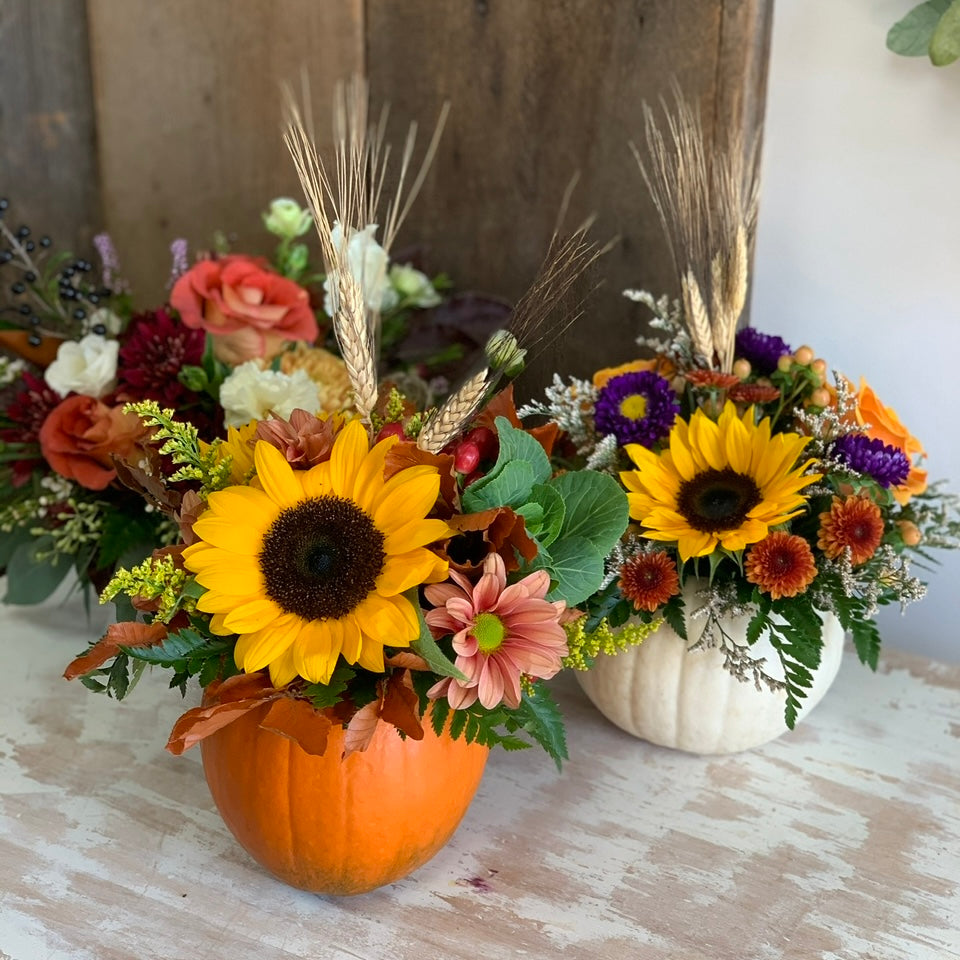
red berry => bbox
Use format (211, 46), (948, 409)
(463, 469), (485, 487)
(464, 426), (497, 460)
(454, 441), (481, 475)
(376, 422), (406, 442)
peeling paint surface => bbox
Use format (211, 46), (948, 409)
(1, 595), (959, 959)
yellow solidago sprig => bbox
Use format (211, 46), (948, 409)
(101, 553), (197, 624)
(563, 616), (662, 671)
(125, 400), (233, 494)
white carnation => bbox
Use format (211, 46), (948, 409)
(219, 361), (322, 427)
(44, 333), (119, 398)
(323, 222), (398, 316)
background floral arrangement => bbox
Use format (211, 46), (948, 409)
(61, 82), (630, 768)
(522, 94), (960, 727)
(0, 186), (507, 606)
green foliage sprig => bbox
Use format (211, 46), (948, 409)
(888, 0), (960, 66)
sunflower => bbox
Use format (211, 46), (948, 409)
(620, 402), (820, 561)
(183, 419), (451, 687)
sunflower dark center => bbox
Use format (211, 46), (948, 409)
(677, 468), (762, 533)
(259, 496), (385, 621)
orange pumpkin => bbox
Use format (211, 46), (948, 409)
(200, 704), (490, 895)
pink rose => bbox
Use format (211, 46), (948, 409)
(171, 255), (318, 364)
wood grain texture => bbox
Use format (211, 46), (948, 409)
(2, 591), (959, 960)
(84, 0), (364, 303)
(365, 0), (774, 393)
(0, 0), (101, 252)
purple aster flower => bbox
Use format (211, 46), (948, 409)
(832, 434), (910, 488)
(735, 327), (792, 374)
(594, 371), (679, 448)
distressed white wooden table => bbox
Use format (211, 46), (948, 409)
(2, 591), (959, 960)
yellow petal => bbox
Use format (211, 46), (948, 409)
(293, 619), (340, 684)
(372, 469), (440, 534)
(268, 645), (299, 687)
(669, 424), (697, 481)
(191, 516), (265, 555)
(352, 435), (397, 512)
(340, 614), (363, 663)
(383, 518), (452, 555)
(376, 549), (447, 596)
(222, 597), (282, 633)
(353, 593), (418, 647)
(356, 636), (385, 672)
(234, 614), (299, 674)
(254, 440), (304, 507)
(205, 486), (276, 528)
(301, 461), (332, 499)
(328, 418), (371, 499)
(195, 564), (262, 597)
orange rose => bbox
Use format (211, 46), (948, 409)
(39, 395), (147, 490)
(855, 378), (927, 504)
(171, 255), (318, 364)
(593, 357), (676, 388)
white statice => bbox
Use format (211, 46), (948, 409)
(0, 356), (26, 387)
(262, 197), (312, 239)
(84, 307), (124, 336)
(389, 263), (441, 308)
(44, 333), (119, 398)
(323, 222), (399, 316)
(219, 361), (323, 427)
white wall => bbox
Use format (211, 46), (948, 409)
(753, 0), (960, 662)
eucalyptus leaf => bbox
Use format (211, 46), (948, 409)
(930, 0), (960, 64)
(886, 0), (952, 56)
(0, 524), (33, 569)
(548, 470), (629, 557)
(4, 537), (73, 605)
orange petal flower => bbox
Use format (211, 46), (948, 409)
(593, 357), (676, 389)
(619, 550), (680, 612)
(745, 532), (817, 599)
(818, 495), (884, 566)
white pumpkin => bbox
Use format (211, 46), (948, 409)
(576, 580), (845, 754)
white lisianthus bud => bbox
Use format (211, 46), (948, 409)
(323, 222), (398, 316)
(219, 361), (323, 427)
(44, 333), (119, 398)
(389, 263), (442, 308)
(263, 197), (312, 240)
(485, 329), (527, 378)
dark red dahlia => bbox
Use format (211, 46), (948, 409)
(116, 308), (205, 406)
(0, 370), (63, 485)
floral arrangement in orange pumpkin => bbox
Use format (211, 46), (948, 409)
(521, 93), (960, 727)
(61, 84), (633, 768)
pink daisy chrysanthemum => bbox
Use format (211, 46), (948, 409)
(424, 553), (568, 710)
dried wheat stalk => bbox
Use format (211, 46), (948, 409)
(633, 87), (761, 372)
(283, 76), (448, 425)
(416, 370), (491, 453)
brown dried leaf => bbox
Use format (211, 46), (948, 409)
(379, 670), (424, 741)
(177, 490), (205, 546)
(385, 441), (458, 507)
(384, 651), (431, 671)
(446, 505), (538, 574)
(64, 621), (169, 679)
(165, 698), (274, 756)
(342, 699), (382, 757)
(111, 448), (182, 515)
(476, 384), (559, 456)
(259, 697), (332, 757)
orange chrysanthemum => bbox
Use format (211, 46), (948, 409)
(745, 532), (817, 599)
(618, 550), (680, 612)
(728, 383), (781, 405)
(684, 370), (740, 389)
(817, 495), (884, 566)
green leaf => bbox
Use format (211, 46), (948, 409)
(461, 460), (536, 512)
(930, 0), (960, 64)
(491, 416), (552, 484)
(429, 697), (450, 738)
(887, 0), (952, 56)
(302, 666), (356, 710)
(448, 707), (469, 741)
(107, 652), (131, 700)
(548, 470), (629, 557)
(536, 535), (605, 606)
(663, 593), (688, 641)
(527, 483), (565, 546)
(0, 524), (33, 569)
(516, 684), (568, 770)
(96, 508), (158, 569)
(3, 537), (73, 604)
(123, 627), (219, 665)
(851, 617), (882, 670)
(406, 588), (468, 681)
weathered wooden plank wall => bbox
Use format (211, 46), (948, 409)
(1, 0), (772, 387)
(0, 0), (101, 252)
